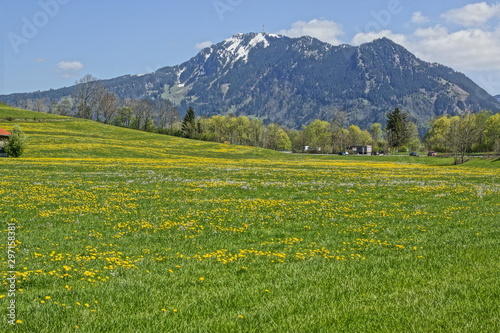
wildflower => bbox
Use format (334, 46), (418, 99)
(199, 277), (205, 281)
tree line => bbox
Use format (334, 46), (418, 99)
(425, 111), (500, 163)
(9, 75), (500, 161)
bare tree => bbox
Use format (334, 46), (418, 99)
(72, 74), (106, 120)
(16, 99), (29, 110)
(155, 99), (179, 130)
(34, 98), (47, 113)
(98, 92), (119, 124)
(129, 99), (154, 131)
(449, 113), (480, 164)
(48, 100), (58, 114)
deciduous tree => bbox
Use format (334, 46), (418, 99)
(98, 92), (119, 124)
(449, 114), (480, 164)
(303, 120), (331, 152)
(73, 74), (106, 120)
(56, 98), (72, 116)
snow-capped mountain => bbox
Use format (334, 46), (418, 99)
(1, 32), (499, 129)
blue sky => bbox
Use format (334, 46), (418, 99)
(2, 0), (500, 95)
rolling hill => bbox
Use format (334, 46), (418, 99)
(1, 103), (499, 332)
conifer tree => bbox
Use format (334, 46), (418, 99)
(386, 108), (410, 148)
(182, 107), (197, 138)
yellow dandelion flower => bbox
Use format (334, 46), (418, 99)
(16, 320), (23, 324)
(199, 277), (205, 281)
(45, 296), (51, 300)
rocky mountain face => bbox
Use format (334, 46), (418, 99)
(2, 33), (499, 129)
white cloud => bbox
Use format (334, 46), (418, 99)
(55, 61), (84, 79)
(277, 19), (344, 45)
(411, 11), (430, 24)
(411, 26), (500, 71)
(56, 61), (84, 71)
(442, 2), (500, 26)
(351, 30), (408, 47)
(195, 41), (213, 49)
(350, 24), (500, 72)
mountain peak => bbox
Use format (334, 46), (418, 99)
(371, 37), (397, 44)
(1, 32), (499, 130)
(216, 32), (279, 66)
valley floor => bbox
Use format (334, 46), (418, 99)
(1, 108), (499, 332)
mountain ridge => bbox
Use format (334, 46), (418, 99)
(1, 32), (499, 129)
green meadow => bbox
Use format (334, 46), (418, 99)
(1, 104), (499, 332)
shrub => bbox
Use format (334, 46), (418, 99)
(4, 125), (27, 157)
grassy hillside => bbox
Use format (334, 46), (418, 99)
(1, 105), (499, 332)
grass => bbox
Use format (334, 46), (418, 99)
(1, 107), (499, 332)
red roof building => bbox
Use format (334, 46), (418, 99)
(0, 128), (11, 138)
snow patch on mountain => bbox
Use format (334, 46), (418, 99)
(220, 33), (271, 67)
